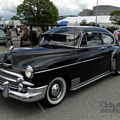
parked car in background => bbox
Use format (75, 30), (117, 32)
(0, 29), (7, 45)
(0, 26), (120, 106)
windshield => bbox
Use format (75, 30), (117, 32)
(39, 27), (82, 47)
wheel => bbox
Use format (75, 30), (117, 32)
(114, 70), (120, 75)
(46, 77), (67, 106)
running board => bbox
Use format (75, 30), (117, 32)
(70, 71), (111, 91)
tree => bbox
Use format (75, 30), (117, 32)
(80, 19), (87, 26)
(11, 16), (20, 20)
(110, 10), (120, 25)
(17, 0), (59, 24)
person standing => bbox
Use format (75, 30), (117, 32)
(6, 27), (13, 46)
(36, 27), (43, 44)
(113, 28), (119, 45)
(20, 25), (31, 47)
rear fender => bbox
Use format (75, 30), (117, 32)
(111, 48), (120, 71)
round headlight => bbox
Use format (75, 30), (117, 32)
(25, 66), (33, 78)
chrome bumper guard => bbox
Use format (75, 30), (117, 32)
(0, 68), (48, 102)
(2, 81), (48, 102)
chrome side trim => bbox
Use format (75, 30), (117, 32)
(70, 71), (111, 91)
(35, 56), (103, 74)
(79, 44), (115, 49)
(80, 56), (104, 63)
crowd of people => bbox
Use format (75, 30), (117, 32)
(19, 25), (43, 47)
(0, 24), (43, 47)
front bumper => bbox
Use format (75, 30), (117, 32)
(0, 68), (48, 102)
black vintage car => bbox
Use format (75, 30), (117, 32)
(0, 26), (120, 105)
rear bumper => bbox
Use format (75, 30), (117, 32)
(0, 68), (48, 102)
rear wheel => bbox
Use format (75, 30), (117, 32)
(46, 77), (67, 106)
(114, 70), (120, 75)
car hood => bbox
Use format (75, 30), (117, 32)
(8, 47), (75, 72)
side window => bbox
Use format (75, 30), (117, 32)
(87, 32), (103, 46)
(66, 34), (78, 46)
(102, 34), (114, 45)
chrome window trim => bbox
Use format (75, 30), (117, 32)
(35, 56), (104, 74)
(78, 44), (115, 49)
(75, 44), (111, 49)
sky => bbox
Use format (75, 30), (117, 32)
(0, 0), (120, 20)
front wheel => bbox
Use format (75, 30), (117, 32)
(46, 77), (67, 106)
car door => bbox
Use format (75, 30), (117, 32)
(76, 32), (113, 82)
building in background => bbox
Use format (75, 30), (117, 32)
(58, 5), (120, 27)
(57, 15), (120, 27)
(79, 5), (120, 16)
(79, 9), (93, 16)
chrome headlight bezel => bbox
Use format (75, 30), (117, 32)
(25, 66), (34, 79)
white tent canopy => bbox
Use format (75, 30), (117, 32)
(58, 15), (119, 27)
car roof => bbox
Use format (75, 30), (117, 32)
(44, 26), (113, 36)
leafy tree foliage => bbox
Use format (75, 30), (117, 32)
(17, 0), (59, 24)
(80, 20), (96, 26)
(110, 10), (120, 25)
(11, 16), (20, 20)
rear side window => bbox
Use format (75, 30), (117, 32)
(102, 34), (114, 45)
(86, 32), (103, 46)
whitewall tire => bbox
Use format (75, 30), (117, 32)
(46, 77), (67, 105)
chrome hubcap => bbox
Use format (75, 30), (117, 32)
(51, 83), (61, 97)
(47, 77), (67, 105)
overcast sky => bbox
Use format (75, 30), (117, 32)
(0, 0), (120, 19)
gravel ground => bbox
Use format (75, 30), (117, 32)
(0, 37), (20, 54)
